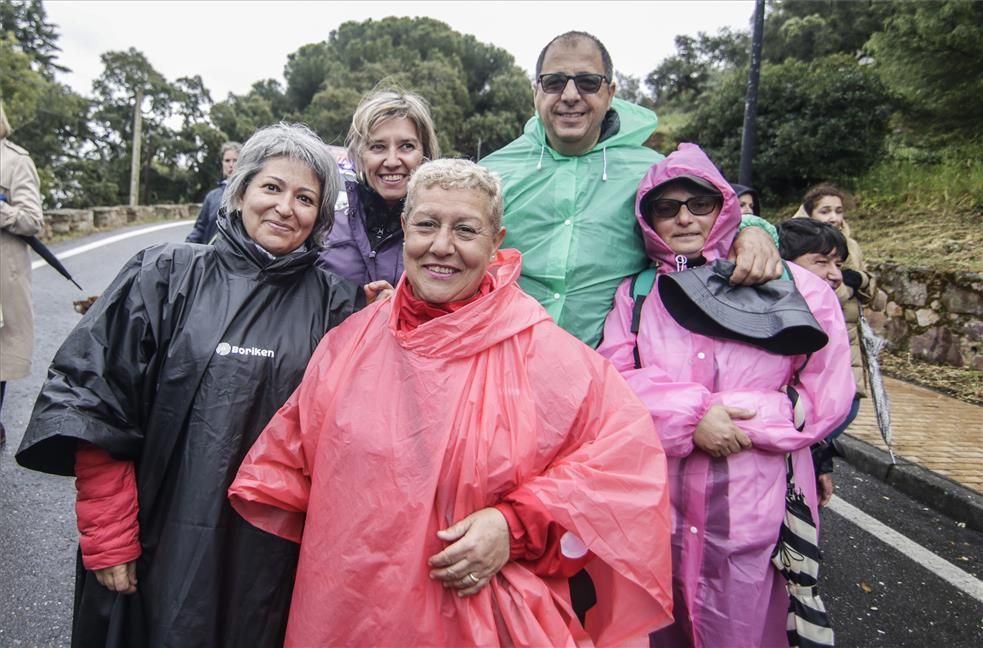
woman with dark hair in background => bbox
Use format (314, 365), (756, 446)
(16, 123), (383, 647)
(317, 86), (440, 285)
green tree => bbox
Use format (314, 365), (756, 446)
(0, 18), (90, 206)
(679, 54), (892, 201)
(0, 0), (67, 77)
(88, 48), (214, 205)
(645, 28), (749, 109)
(615, 72), (654, 109)
(762, 0), (897, 63)
(280, 17), (532, 157)
(867, 0), (983, 147)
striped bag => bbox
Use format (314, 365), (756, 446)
(773, 384), (835, 647)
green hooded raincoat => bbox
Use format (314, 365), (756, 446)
(482, 98), (663, 347)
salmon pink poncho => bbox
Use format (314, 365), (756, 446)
(229, 249), (673, 646)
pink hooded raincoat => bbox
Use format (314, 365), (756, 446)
(596, 144), (853, 648)
(229, 249), (673, 646)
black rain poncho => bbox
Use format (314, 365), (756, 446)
(16, 216), (363, 647)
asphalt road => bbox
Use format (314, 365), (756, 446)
(1, 222), (981, 647)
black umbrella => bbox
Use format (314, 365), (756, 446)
(20, 234), (83, 290)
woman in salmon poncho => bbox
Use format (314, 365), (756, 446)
(229, 158), (673, 646)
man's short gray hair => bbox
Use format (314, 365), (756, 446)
(223, 123), (341, 249)
(220, 141), (242, 157)
(404, 159), (504, 232)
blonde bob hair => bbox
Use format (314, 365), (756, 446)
(404, 159), (504, 232)
(346, 85), (440, 180)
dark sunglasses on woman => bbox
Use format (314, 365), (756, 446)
(646, 196), (722, 220)
(537, 73), (609, 95)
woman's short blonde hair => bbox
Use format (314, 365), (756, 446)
(404, 159), (504, 232)
(346, 86), (440, 179)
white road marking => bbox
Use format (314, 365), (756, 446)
(828, 495), (983, 603)
(31, 220), (193, 270)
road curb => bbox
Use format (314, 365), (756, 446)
(839, 434), (983, 532)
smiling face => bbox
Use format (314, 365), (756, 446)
(240, 157), (321, 256)
(360, 116), (424, 206)
(534, 39), (615, 157)
(648, 185), (721, 259)
(810, 195), (845, 230)
(402, 186), (506, 304)
(792, 250), (844, 290)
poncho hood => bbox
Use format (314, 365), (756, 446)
(524, 97), (659, 159)
(389, 248), (551, 358)
(635, 143), (742, 272)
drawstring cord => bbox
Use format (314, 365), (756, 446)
(537, 145), (545, 171)
(675, 255), (688, 272)
(602, 146), (608, 181)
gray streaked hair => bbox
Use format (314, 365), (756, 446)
(404, 159), (504, 232)
(347, 85), (440, 179)
(223, 123), (340, 249)
(220, 141), (242, 157)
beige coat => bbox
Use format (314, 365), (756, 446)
(836, 222), (876, 397)
(792, 207), (875, 396)
(0, 138), (44, 381)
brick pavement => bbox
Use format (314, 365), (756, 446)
(846, 376), (983, 493)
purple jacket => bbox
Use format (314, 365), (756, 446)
(316, 182), (404, 286)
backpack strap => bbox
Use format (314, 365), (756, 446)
(629, 268), (658, 369)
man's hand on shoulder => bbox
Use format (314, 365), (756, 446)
(728, 226), (783, 285)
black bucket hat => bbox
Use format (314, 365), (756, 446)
(657, 259), (828, 355)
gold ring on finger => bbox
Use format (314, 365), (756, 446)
(467, 572), (480, 585)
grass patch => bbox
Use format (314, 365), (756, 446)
(881, 350), (983, 406)
(767, 154), (983, 273)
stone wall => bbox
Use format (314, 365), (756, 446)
(866, 262), (983, 370)
(41, 203), (200, 239)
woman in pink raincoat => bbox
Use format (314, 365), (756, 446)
(597, 144), (853, 648)
(229, 158), (673, 646)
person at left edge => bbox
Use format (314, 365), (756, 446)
(186, 140), (241, 244)
(0, 100), (45, 447)
(15, 123), (385, 647)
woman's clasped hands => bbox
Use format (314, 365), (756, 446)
(428, 507), (510, 598)
(694, 405), (754, 458)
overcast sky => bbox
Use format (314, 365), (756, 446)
(45, 1), (756, 102)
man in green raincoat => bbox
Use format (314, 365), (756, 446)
(482, 31), (781, 347)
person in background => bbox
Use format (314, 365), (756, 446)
(186, 140), (241, 244)
(779, 217), (854, 506)
(0, 101), (45, 447)
(317, 86), (440, 286)
(230, 159), (673, 646)
(797, 183), (876, 441)
(15, 123), (384, 647)
(731, 183), (761, 216)
(481, 30), (782, 348)
(597, 144), (852, 647)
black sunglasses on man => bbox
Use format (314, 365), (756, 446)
(537, 73), (609, 95)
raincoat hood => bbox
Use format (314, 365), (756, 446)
(525, 97), (660, 159)
(481, 98), (663, 347)
(214, 211), (320, 280)
(389, 249), (550, 359)
(635, 143), (742, 272)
